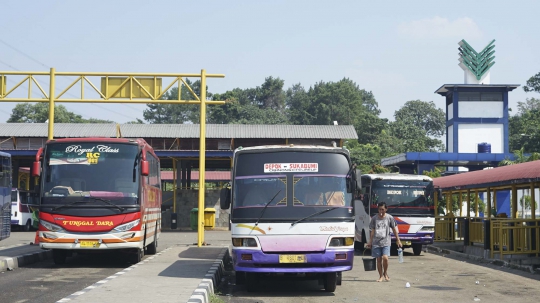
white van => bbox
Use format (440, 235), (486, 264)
(10, 188), (35, 231)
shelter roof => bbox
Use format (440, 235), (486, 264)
(434, 84), (519, 96)
(433, 160), (540, 190)
(0, 123), (358, 139)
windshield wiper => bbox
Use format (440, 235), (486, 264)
(85, 197), (125, 211)
(51, 197), (125, 212)
(291, 207), (339, 226)
(51, 201), (91, 211)
(254, 189), (282, 227)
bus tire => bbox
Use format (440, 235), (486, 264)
(337, 272), (342, 285)
(412, 244), (422, 256)
(23, 219), (32, 232)
(52, 249), (67, 265)
(235, 271), (246, 285)
(146, 226), (158, 255)
(245, 272), (257, 292)
(324, 272), (337, 292)
(131, 248), (144, 263)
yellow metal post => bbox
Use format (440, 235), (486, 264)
(48, 68), (55, 139)
(198, 69), (207, 247)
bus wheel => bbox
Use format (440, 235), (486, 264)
(245, 272), (257, 292)
(52, 249), (67, 265)
(324, 272), (337, 292)
(337, 272), (342, 285)
(146, 226), (158, 255)
(412, 244), (422, 256)
(23, 220), (32, 232)
(235, 271), (246, 285)
(131, 248), (144, 263)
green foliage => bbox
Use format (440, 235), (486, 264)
(509, 98), (540, 153)
(519, 195), (538, 212)
(523, 72), (540, 93)
(498, 146), (540, 166)
(7, 103), (113, 123)
(423, 167), (443, 178)
(389, 100), (446, 152)
(143, 80), (209, 124)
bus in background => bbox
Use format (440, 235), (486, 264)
(220, 145), (360, 292)
(31, 138), (161, 264)
(11, 188), (37, 231)
(0, 151), (12, 241)
(355, 174), (434, 255)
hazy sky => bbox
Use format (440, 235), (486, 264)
(1, 1), (539, 124)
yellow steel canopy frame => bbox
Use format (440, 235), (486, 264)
(0, 68), (226, 247)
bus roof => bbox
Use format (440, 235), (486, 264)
(234, 144), (348, 153)
(0, 151), (11, 157)
(362, 173), (433, 182)
(46, 137), (145, 145)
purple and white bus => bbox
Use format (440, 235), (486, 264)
(220, 145), (360, 292)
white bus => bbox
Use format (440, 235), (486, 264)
(354, 174), (434, 255)
(220, 145), (360, 292)
(10, 188), (37, 231)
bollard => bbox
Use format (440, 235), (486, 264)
(171, 212), (178, 230)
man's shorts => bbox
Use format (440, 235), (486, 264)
(372, 245), (390, 258)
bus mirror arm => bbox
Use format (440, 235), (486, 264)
(141, 160), (149, 176)
(32, 147), (43, 177)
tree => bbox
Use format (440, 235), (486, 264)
(143, 79), (212, 124)
(523, 72), (540, 93)
(389, 100), (446, 152)
(8, 103), (85, 123)
(509, 98), (540, 153)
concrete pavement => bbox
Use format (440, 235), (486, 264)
(1, 230), (232, 303)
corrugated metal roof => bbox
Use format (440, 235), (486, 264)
(433, 160), (540, 190)
(0, 123), (117, 137)
(161, 171), (230, 181)
(0, 123), (358, 139)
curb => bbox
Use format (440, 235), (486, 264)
(427, 245), (538, 274)
(0, 248), (52, 272)
(187, 247), (230, 303)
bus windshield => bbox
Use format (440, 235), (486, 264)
(42, 142), (140, 206)
(371, 180), (433, 208)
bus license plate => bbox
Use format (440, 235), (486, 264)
(80, 241), (100, 248)
(279, 255), (306, 263)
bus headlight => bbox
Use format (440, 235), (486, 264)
(329, 237), (354, 247)
(232, 238), (258, 247)
(40, 220), (65, 232)
(420, 226), (434, 232)
(112, 219), (140, 232)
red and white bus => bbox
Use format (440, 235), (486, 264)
(32, 138), (161, 264)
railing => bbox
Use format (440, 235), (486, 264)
(435, 216), (485, 243)
(435, 217), (456, 241)
(491, 218), (540, 259)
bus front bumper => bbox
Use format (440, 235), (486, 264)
(38, 231), (143, 250)
(393, 233), (434, 245)
(232, 248), (354, 273)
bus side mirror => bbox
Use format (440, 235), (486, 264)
(32, 161), (41, 177)
(220, 186), (231, 210)
(141, 160), (149, 176)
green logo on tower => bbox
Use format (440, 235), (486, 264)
(458, 39), (496, 81)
